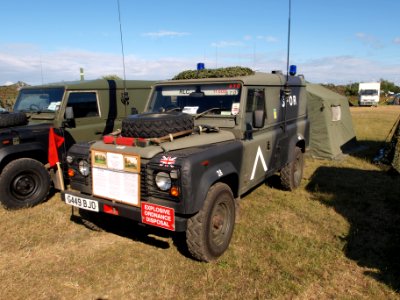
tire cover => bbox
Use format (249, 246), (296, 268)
(0, 112), (28, 128)
(121, 112), (194, 138)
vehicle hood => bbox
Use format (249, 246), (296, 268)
(91, 130), (236, 159)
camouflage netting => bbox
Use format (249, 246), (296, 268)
(172, 66), (255, 80)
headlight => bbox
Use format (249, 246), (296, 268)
(78, 160), (90, 176)
(66, 155), (74, 164)
(155, 172), (171, 191)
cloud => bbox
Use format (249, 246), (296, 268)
(211, 41), (245, 48)
(355, 32), (383, 49)
(141, 30), (190, 38)
(394, 37), (400, 44)
(1, 44), (399, 86)
(256, 35), (278, 43)
(0, 46), (198, 84)
(243, 35), (278, 43)
(298, 55), (400, 84)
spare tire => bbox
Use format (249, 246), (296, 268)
(0, 112), (28, 128)
(121, 112), (194, 138)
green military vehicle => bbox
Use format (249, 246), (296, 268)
(61, 67), (309, 261)
(0, 79), (154, 209)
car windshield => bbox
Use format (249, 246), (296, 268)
(147, 84), (242, 116)
(13, 87), (65, 113)
(360, 89), (378, 96)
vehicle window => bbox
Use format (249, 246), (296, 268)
(67, 92), (99, 118)
(13, 87), (65, 113)
(245, 88), (265, 123)
(148, 84), (241, 116)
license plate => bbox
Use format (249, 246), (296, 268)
(65, 193), (99, 212)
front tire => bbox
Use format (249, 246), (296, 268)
(186, 183), (236, 262)
(0, 158), (50, 209)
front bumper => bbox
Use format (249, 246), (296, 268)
(61, 190), (188, 232)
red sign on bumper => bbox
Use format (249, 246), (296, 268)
(141, 203), (175, 231)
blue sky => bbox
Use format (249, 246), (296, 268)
(1, 0), (399, 85)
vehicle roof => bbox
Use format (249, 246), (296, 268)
(20, 79), (155, 90)
(156, 72), (304, 86)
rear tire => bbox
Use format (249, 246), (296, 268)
(186, 183), (235, 262)
(280, 146), (304, 191)
(0, 158), (50, 209)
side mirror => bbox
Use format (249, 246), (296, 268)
(65, 107), (74, 119)
(63, 107), (76, 128)
(253, 110), (265, 128)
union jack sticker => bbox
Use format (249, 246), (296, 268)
(159, 156), (177, 168)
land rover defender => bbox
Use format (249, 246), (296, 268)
(62, 67), (309, 261)
(0, 79), (153, 209)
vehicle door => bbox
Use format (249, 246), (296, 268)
(239, 86), (281, 193)
(64, 91), (104, 143)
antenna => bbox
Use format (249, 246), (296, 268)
(117, 0), (129, 108)
(286, 0), (292, 84)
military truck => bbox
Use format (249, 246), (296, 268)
(61, 67), (309, 261)
(0, 79), (154, 209)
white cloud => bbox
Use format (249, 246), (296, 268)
(141, 30), (190, 38)
(256, 35), (278, 43)
(211, 41), (244, 48)
(355, 32), (383, 49)
(394, 37), (400, 44)
(0, 47), (198, 84)
(1, 45), (399, 86)
(298, 55), (400, 84)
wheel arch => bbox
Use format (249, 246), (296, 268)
(0, 143), (47, 172)
(188, 161), (239, 214)
(288, 134), (306, 156)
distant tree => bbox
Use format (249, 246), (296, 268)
(380, 79), (400, 94)
(101, 75), (122, 80)
(345, 82), (359, 96)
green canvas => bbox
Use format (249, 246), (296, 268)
(306, 84), (357, 159)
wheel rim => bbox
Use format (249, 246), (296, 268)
(11, 173), (39, 200)
(210, 200), (233, 248)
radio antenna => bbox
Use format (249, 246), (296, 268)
(117, 0), (129, 109)
(286, 0), (292, 84)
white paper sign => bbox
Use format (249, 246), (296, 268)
(92, 167), (140, 206)
(106, 152), (124, 170)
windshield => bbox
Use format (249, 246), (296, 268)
(360, 89), (378, 96)
(13, 87), (65, 113)
(148, 84), (242, 116)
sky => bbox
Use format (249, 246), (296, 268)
(1, 0), (400, 86)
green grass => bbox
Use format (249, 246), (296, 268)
(0, 106), (399, 299)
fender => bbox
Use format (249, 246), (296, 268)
(185, 161), (240, 215)
(0, 142), (47, 170)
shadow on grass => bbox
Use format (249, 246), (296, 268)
(306, 166), (400, 291)
(349, 140), (387, 161)
(69, 209), (192, 259)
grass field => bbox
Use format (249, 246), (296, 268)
(1, 106), (399, 299)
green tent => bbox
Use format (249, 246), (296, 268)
(306, 84), (357, 159)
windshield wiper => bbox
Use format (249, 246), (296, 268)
(195, 107), (223, 119)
